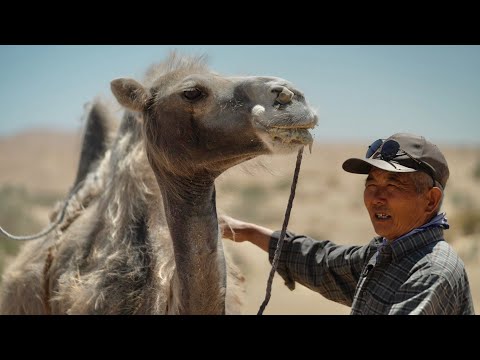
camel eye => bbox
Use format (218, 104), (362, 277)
(183, 88), (204, 101)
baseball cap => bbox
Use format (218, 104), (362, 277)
(342, 133), (449, 189)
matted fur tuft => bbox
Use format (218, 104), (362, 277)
(0, 95), (245, 314)
(143, 50), (210, 88)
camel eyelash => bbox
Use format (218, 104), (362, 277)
(182, 87), (207, 101)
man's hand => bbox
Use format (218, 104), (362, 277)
(218, 214), (274, 252)
(218, 214), (248, 242)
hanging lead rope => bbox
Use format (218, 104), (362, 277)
(257, 146), (304, 315)
(0, 182), (83, 241)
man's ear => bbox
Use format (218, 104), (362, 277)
(426, 187), (443, 214)
(110, 78), (149, 112)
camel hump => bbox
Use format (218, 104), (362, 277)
(73, 99), (116, 187)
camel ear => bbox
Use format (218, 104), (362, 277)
(110, 78), (149, 112)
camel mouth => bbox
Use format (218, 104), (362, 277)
(268, 123), (316, 130)
(251, 105), (317, 153)
(266, 126), (314, 151)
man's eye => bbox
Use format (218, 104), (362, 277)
(183, 88), (204, 101)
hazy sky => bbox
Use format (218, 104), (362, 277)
(1, 45), (479, 145)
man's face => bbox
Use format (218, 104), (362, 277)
(364, 168), (432, 241)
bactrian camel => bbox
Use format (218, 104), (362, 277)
(0, 53), (317, 314)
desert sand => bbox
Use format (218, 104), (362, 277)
(0, 130), (478, 314)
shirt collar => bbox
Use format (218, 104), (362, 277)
(379, 226), (445, 263)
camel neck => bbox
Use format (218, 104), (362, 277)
(158, 176), (226, 314)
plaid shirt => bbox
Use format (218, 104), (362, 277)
(269, 227), (475, 315)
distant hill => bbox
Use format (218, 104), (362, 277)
(0, 129), (82, 193)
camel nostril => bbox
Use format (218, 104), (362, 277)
(272, 86), (294, 105)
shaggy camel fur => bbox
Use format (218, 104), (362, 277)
(0, 53), (317, 314)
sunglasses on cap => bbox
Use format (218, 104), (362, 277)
(366, 139), (439, 188)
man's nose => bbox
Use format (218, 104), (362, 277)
(373, 189), (387, 204)
(372, 187), (388, 204)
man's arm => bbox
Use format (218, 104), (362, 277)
(219, 214), (377, 306)
(219, 215), (273, 252)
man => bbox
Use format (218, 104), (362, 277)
(221, 133), (475, 315)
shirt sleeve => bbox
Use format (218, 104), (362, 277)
(268, 230), (377, 306)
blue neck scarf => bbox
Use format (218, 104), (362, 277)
(384, 212), (450, 245)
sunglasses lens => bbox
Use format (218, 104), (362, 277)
(366, 139), (384, 158)
(381, 140), (400, 161)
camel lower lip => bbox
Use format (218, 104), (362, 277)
(267, 127), (313, 146)
(267, 127), (313, 152)
(271, 123), (316, 130)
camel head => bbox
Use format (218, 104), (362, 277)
(110, 54), (318, 180)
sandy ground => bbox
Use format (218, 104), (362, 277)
(0, 131), (478, 314)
